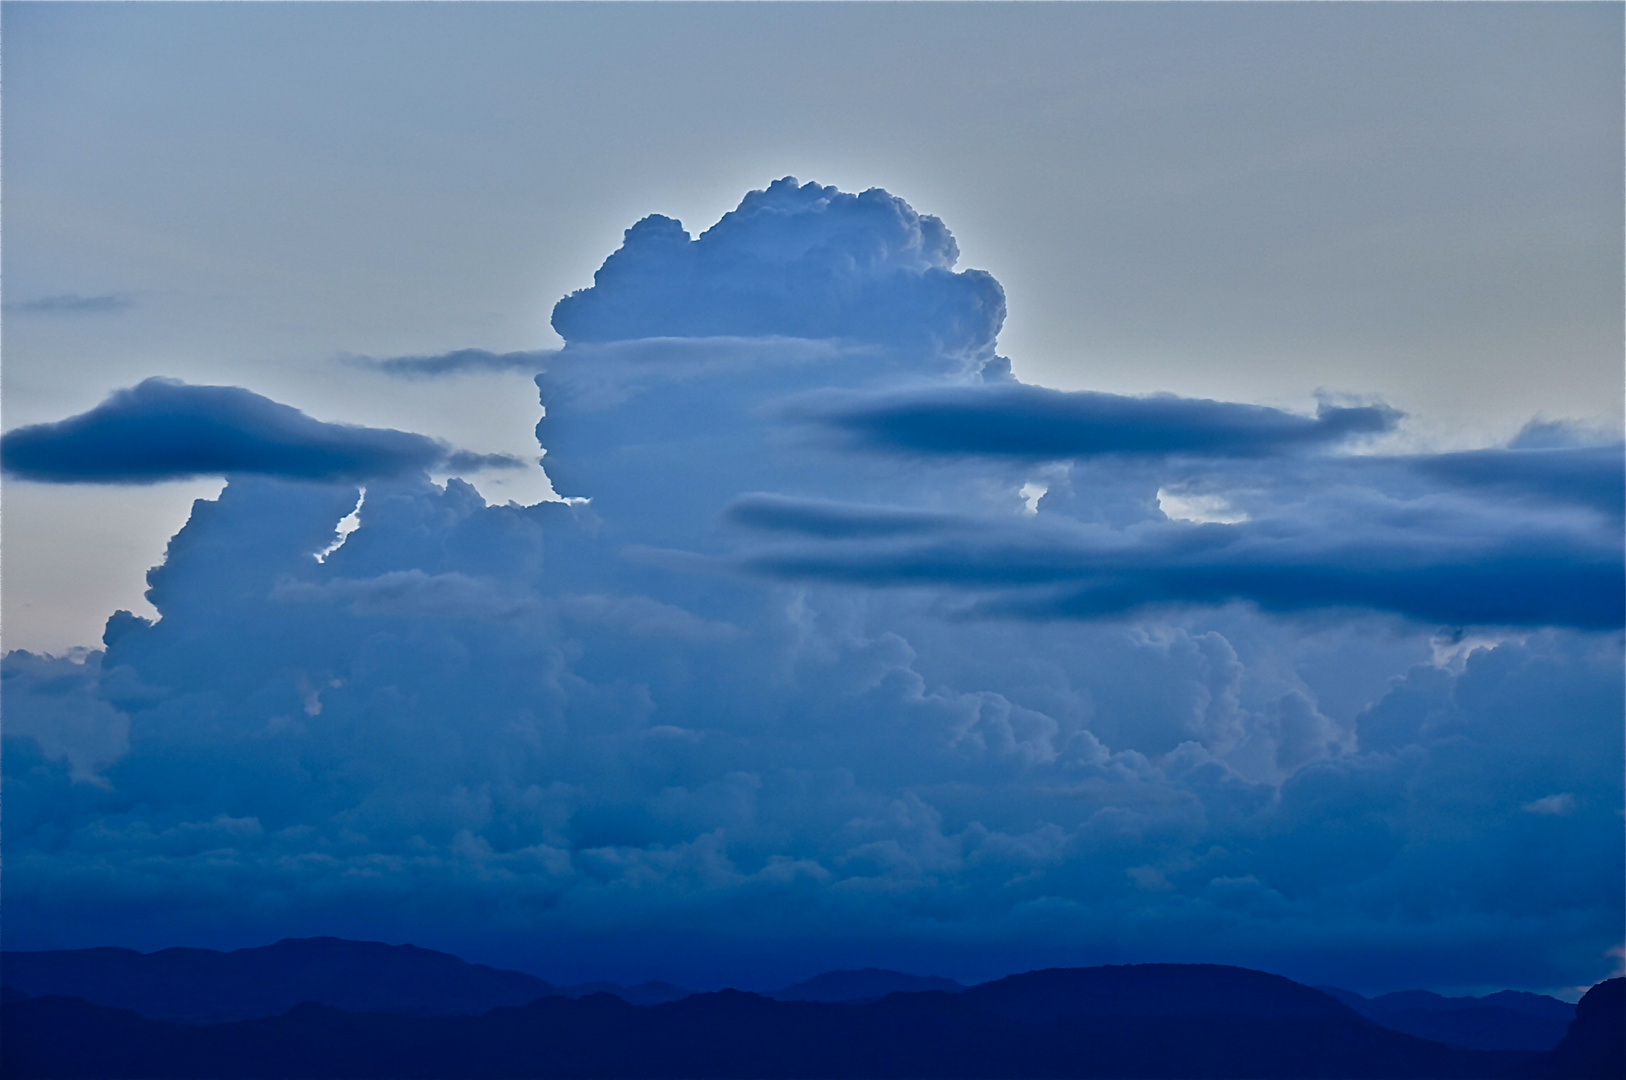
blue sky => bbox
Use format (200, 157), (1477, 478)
(2, 3), (1621, 997)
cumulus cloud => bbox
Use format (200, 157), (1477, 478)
(0, 650), (130, 783)
(797, 384), (1401, 460)
(1, 378), (523, 484)
(3, 180), (1619, 995)
(550, 177), (1006, 370)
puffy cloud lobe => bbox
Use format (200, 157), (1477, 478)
(0, 651), (129, 783)
(0, 378), (523, 484)
(799, 384), (1401, 460)
(550, 178), (1006, 367)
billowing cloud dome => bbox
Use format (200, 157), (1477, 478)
(551, 178), (1006, 367)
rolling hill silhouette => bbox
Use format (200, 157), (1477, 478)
(0, 937), (686, 1023)
(4, 953), (1566, 1079)
(767, 967), (963, 1002)
(1318, 984), (1575, 1052)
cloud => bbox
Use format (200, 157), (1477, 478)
(795, 384), (1401, 461)
(1507, 418), (1620, 451)
(1409, 444), (1624, 517)
(726, 484), (1623, 629)
(1, 378), (523, 484)
(346, 349), (558, 379)
(1156, 489), (1248, 525)
(5, 293), (132, 315)
(3, 180), (1619, 995)
(0, 650), (129, 784)
(1522, 793), (1577, 816)
(272, 570), (535, 621)
(538, 337), (881, 414)
(550, 177), (1006, 370)
(724, 494), (966, 539)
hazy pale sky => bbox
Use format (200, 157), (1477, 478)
(4, 1), (1621, 650)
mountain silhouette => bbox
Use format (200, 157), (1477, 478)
(554, 980), (691, 1006)
(964, 963), (1353, 1023)
(2, 959), (1530, 1079)
(768, 967), (963, 1002)
(1317, 985), (1575, 1052)
(0, 937), (685, 1022)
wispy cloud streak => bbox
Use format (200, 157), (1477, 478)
(5, 293), (132, 315)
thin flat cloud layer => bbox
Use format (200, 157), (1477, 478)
(799, 385), (1402, 459)
(0, 377), (521, 483)
(4, 292), (133, 315)
(3, 180), (1620, 994)
(349, 348), (557, 379)
(727, 488), (1624, 629)
(1410, 443), (1626, 517)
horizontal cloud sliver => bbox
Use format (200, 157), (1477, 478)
(731, 494), (1624, 629)
(349, 348), (557, 379)
(1, 378), (520, 484)
(807, 384), (1401, 459)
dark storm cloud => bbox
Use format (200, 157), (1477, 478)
(0, 377), (522, 484)
(798, 384), (1402, 461)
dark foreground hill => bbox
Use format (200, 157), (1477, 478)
(1318, 984), (1575, 1052)
(0, 938), (687, 1022)
(3, 963), (1531, 1079)
(1510, 978), (1626, 1080)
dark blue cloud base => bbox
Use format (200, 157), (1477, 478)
(0, 377), (520, 483)
(800, 385), (1402, 459)
(3, 179), (1620, 993)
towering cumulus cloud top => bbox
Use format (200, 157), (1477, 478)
(551, 178), (1006, 367)
(2, 179), (1621, 996)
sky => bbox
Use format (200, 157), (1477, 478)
(1, 2), (1622, 998)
